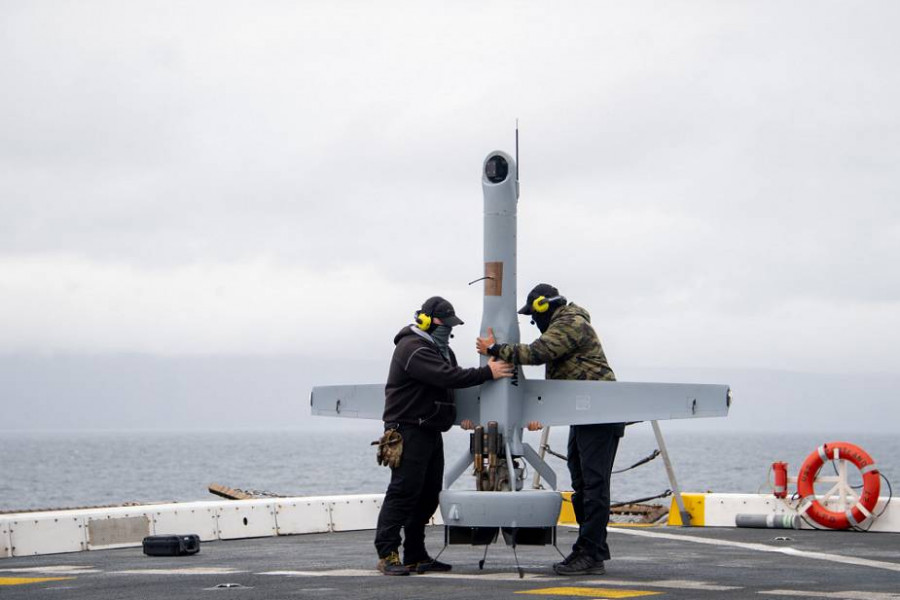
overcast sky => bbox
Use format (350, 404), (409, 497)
(2, 1), (899, 427)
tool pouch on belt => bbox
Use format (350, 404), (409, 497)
(372, 429), (403, 469)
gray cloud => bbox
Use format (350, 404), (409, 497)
(1, 1), (898, 388)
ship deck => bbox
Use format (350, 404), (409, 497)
(1, 524), (898, 599)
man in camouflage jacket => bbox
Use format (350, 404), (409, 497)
(476, 283), (623, 576)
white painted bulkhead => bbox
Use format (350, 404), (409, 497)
(699, 493), (900, 532)
(2, 492), (896, 558)
(0, 494), (392, 558)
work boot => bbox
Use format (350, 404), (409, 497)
(553, 549), (580, 570)
(377, 551), (410, 576)
(553, 552), (605, 576)
(405, 556), (452, 574)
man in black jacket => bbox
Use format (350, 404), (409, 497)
(375, 296), (513, 576)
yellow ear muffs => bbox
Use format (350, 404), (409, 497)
(415, 311), (432, 331)
(532, 296), (550, 313)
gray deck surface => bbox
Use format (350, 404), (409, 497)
(2, 525), (899, 599)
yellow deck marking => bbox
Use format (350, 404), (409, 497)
(0, 577), (74, 586)
(517, 587), (660, 598)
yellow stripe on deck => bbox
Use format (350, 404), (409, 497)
(0, 576), (74, 586)
(517, 587), (661, 598)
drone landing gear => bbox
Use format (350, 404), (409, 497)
(443, 526), (557, 578)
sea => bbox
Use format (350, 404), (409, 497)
(1, 427), (896, 513)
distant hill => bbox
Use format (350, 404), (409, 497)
(1, 354), (896, 434)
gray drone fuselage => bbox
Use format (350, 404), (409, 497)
(310, 150), (731, 534)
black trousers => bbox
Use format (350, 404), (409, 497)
(567, 422), (624, 561)
(374, 425), (443, 562)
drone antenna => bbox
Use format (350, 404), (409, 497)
(515, 119), (520, 185)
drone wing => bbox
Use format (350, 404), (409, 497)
(310, 384), (484, 426)
(520, 380), (730, 427)
(310, 384), (385, 420)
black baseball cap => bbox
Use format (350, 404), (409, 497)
(420, 296), (464, 326)
(518, 283), (560, 315)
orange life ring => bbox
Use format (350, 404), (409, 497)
(796, 441), (880, 530)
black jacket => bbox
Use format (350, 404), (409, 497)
(383, 325), (493, 431)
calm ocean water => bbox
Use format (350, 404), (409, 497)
(1, 427), (897, 512)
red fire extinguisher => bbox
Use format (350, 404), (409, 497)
(772, 461), (788, 498)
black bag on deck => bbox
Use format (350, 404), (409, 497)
(142, 534), (201, 556)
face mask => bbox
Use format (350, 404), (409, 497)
(431, 325), (453, 358)
(532, 312), (552, 333)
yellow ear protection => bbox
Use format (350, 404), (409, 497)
(531, 295), (564, 313)
(415, 311), (432, 331)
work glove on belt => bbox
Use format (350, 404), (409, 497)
(372, 429), (403, 469)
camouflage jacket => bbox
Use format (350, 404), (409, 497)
(494, 303), (615, 381)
